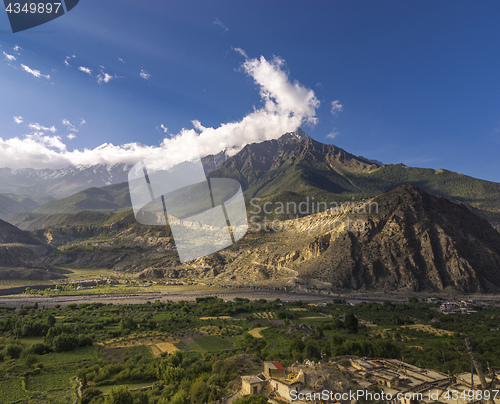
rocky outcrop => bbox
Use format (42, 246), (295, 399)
(296, 184), (500, 292)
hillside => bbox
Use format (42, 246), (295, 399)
(33, 182), (131, 215)
(0, 219), (62, 280)
(35, 185), (500, 293)
(10, 211), (110, 231)
(0, 193), (55, 220)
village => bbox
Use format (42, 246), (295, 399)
(229, 356), (500, 404)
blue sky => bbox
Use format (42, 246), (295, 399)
(0, 1), (499, 181)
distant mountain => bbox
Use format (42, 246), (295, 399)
(32, 182), (131, 215)
(9, 211), (108, 231)
(0, 163), (132, 198)
(0, 193), (55, 220)
(8, 129), (500, 231)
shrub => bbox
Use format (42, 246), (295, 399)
(4, 343), (23, 359)
(28, 342), (51, 355)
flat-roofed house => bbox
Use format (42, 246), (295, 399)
(269, 378), (302, 401)
(241, 375), (267, 395)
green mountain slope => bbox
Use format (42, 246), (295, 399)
(33, 182), (131, 215)
(0, 193), (55, 220)
(210, 134), (500, 217)
(9, 211), (109, 231)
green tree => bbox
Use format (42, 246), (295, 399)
(52, 334), (79, 352)
(170, 389), (189, 404)
(345, 313), (359, 334)
(47, 314), (56, 327)
(234, 395), (269, 404)
(105, 385), (133, 404)
(304, 342), (320, 361)
(4, 343), (23, 359)
(119, 317), (137, 332)
(157, 362), (186, 384)
(190, 380), (209, 404)
(289, 338), (305, 353)
(81, 388), (104, 404)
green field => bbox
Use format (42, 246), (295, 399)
(1, 297), (500, 403)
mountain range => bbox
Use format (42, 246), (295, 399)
(3, 130), (500, 292)
(0, 163), (132, 198)
(7, 130), (500, 230)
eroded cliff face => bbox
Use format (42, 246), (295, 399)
(227, 184), (500, 292)
(198, 184), (500, 292)
(35, 185), (500, 293)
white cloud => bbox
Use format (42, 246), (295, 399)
(3, 51), (16, 61)
(97, 72), (114, 84)
(326, 129), (340, 140)
(62, 119), (78, 132)
(28, 123), (57, 133)
(160, 124), (168, 133)
(0, 54), (320, 169)
(331, 100), (343, 116)
(64, 55), (76, 66)
(79, 118), (87, 126)
(78, 66), (92, 75)
(118, 58), (125, 63)
(13, 45), (23, 53)
(67, 134), (77, 140)
(214, 18), (229, 32)
(139, 69), (151, 80)
(233, 47), (248, 59)
(21, 64), (50, 79)
(13, 116), (23, 124)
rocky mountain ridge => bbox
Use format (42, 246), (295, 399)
(29, 185), (500, 293)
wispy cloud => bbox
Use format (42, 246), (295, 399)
(0, 53), (320, 169)
(331, 100), (343, 116)
(21, 64), (50, 79)
(79, 118), (87, 126)
(118, 58), (125, 63)
(214, 18), (229, 32)
(28, 122), (57, 133)
(75, 63), (117, 84)
(13, 45), (22, 54)
(97, 72), (114, 84)
(78, 66), (92, 75)
(3, 51), (16, 62)
(139, 69), (151, 80)
(67, 133), (77, 140)
(62, 119), (78, 132)
(64, 55), (76, 67)
(326, 129), (340, 140)
(13, 116), (23, 124)
(233, 47), (248, 59)
(160, 124), (168, 133)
